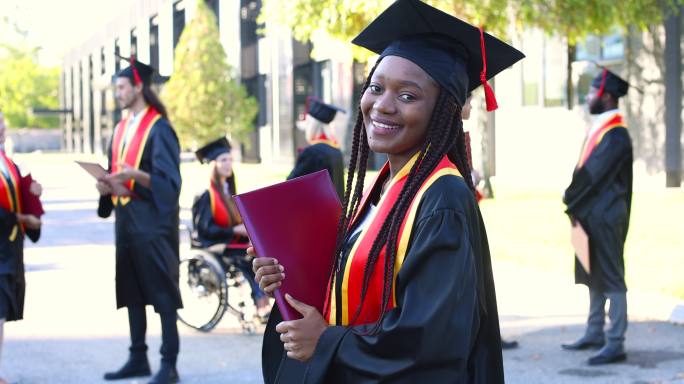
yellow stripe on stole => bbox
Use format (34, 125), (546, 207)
(118, 112), (160, 206)
(392, 167), (462, 306)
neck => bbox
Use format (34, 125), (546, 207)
(129, 97), (147, 115)
(387, 149), (419, 180)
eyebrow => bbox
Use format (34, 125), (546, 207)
(373, 75), (424, 90)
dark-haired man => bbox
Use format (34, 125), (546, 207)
(97, 57), (182, 384)
(562, 68), (633, 366)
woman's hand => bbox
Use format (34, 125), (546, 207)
(275, 294), (328, 362)
(29, 180), (42, 197)
(250, 248), (284, 297)
(17, 213), (41, 230)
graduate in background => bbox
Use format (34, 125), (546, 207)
(288, 97), (345, 199)
(253, 0), (524, 382)
(97, 57), (182, 384)
(561, 68), (633, 366)
(192, 137), (269, 317)
(0, 111), (41, 384)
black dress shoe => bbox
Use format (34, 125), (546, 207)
(148, 363), (179, 384)
(502, 340), (519, 350)
(561, 336), (604, 351)
(588, 345), (627, 365)
(104, 354), (151, 380)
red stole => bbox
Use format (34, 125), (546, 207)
(0, 152), (23, 240)
(325, 153), (462, 326)
(209, 183), (231, 228)
(110, 107), (161, 206)
(578, 113), (625, 167)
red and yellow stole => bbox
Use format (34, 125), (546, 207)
(0, 151), (23, 240)
(578, 112), (625, 167)
(309, 133), (340, 149)
(110, 107), (161, 206)
(208, 182), (242, 228)
(325, 153), (462, 326)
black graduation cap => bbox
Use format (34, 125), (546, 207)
(115, 54), (154, 86)
(591, 67), (630, 99)
(352, 0), (524, 111)
(306, 97), (346, 124)
(195, 137), (232, 163)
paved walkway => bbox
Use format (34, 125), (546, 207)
(3, 154), (683, 383)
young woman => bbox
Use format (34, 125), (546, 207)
(253, 1), (524, 382)
(192, 138), (269, 316)
(0, 111), (42, 384)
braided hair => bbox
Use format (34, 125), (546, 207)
(331, 58), (475, 333)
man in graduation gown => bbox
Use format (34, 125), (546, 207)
(287, 97), (345, 199)
(97, 56), (182, 383)
(562, 68), (633, 366)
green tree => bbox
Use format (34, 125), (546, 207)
(0, 19), (60, 128)
(163, 0), (258, 148)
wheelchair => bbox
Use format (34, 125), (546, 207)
(177, 224), (263, 333)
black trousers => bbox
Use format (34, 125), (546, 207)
(128, 305), (179, 365)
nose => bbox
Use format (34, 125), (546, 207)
(373, 92), (396, 115)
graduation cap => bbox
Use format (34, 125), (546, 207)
(195, 137), (232, 163)
(591, 65), (630, 99)
(305, 96), (346, 124)
(115, 54), (154, 86)
(352, 0), (524, 111)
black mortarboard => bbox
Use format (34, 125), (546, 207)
(306, 97), (346, 124)
(352, 0), (524, 111)
(115, 54), (154, 86)
(195, 137), (232, 163)
(591, 68), (629, 98)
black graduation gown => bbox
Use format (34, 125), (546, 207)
(0, 162), (40, 322)
(262, 174), (504, 383)
(288, 142), (345, 199)
(98, 117), (183, 312)
(564, 127), (633, 293)
(191, 190), (236, 249)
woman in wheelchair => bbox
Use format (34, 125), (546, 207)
(192, 137), (270, 318)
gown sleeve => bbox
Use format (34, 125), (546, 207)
(287, 147), (322, 180)
(193, 192), (234, 241)
(564, 128), (632, 217)
(148, 120), (181, 217)
(305, 203), (480, 382)
(98, 136), (114, 218)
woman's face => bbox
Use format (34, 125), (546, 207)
(361, 56), (440, 158)
(214, 152), (233, 178)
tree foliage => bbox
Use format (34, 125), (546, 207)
(0, 18), (59, 128)
(163, 0), (258, 148)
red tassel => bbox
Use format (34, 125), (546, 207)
(130, 55), (142, 86)
(596, 68), (607, 98)
(479, 26), (498, 112)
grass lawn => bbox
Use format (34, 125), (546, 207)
(480, 188), (684, 300)
(183, 159), (684, 301)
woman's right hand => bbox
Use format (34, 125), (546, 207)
(250, 247), (285, 297)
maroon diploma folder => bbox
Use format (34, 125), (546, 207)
(234, 170), (341, 321)
(20, 174), (44, 217)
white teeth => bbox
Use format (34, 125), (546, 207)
(373, 120), (399, 129)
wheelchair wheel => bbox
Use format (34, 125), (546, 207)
(222, 257), (260, 334)
(177, 250), (228, 332)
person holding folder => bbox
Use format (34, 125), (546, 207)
(252, 0), (523, 382)
(192, 137), (269, 317)
(0, 111), (42, 384)
(96, 57), (182, 384)
(561, 68), (633, 365)
(288, 97), (345, 199)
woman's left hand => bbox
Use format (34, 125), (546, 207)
(275, 294), (328, 362)
(29, 180), (42, 197)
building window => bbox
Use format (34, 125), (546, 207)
(575, 29), (625, 63)
(173, 1), (185, 48)
(206, 0), (219, 24)
(130, 28), (138, 57)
